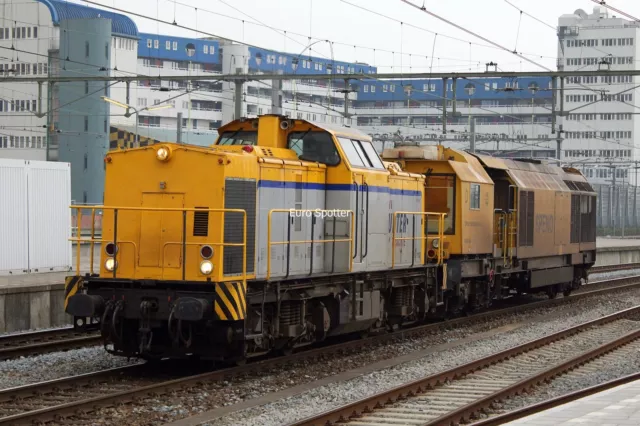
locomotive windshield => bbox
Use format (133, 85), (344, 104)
(288, 131), (340, 166)
(217, 130), (257, 145)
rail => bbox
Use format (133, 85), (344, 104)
(267, 209), (354, 280)
(392, 211), (446, 267)
(69, 205), (246, 282)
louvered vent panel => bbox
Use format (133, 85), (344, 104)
(193, 207), (209, 237)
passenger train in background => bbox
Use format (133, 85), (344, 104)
(65, 114), (596, 363)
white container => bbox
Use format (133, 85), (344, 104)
(0, 159), (71, 275)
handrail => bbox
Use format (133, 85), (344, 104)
(267, 209), (354, 280)
(353, 181), (359, 260)
(362, 182), (369, 259)
(69, 205), (247, 283)
(392, 211), (447, 267)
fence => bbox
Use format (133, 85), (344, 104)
(594, 183), (640, 236)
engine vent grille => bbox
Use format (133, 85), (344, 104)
(193, 207), (209, 237)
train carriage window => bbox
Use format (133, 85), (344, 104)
(470, 183), (480, 210)
(288, 131), (340, 166)
(217, 130), (257, 145)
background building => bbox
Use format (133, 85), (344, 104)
(557, 5), (640, 185)
(353, 76), (555, 156)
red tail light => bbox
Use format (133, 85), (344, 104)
(200, 245), (213, 259)
(242, 145), (254, 153)
(105, 242), (117, 256)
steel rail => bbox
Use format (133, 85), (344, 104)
(0, 328), (100, 361)
(590, 263), (640, 274)
(287, 305), (640, 426)
(1, 275), (640, 424)
(470, 371), (640, 425)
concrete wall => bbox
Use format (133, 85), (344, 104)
(0, 284), (70, 333)
(594, 246), (640, 267)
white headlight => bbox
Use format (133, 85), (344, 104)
(156, 147), (169, 161)
(200, 260), (213, 275)
(432, 238), (440, 249)
(105, 257), (116, 271)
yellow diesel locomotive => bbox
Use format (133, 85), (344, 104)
(65, 115), (595, 362)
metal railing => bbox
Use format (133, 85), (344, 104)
(69, 206), (247, 282)
(392, 211), (446, 267)
(266, 209), (354, 280)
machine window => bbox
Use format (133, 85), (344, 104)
(217, 130), (257, 145)
(359, 141), (386, 169)
(470, 183), (480, 210)
(337, 137), (365, 167)
(338, 138), (386, 169)
(288, 130), (340, 166)
(426, 174), (455, 235)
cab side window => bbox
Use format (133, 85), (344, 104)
(288, 131), (340, 166)
(337, 138), (385, 170)
(217, 130), (257, 145)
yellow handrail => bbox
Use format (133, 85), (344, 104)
(392, 211), (446, 267)
(267, 209), (354, 280)
(69, 206), (247, 283)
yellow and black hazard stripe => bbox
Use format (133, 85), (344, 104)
(214, 282), (247, 321)
(64, 275), (84, 311)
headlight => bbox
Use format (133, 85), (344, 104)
(156, 146), (170, 161)
(432, 238), (440, 249)
(105, 257), (116, 271)
(200, 260), (213, 275)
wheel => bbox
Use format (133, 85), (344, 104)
(563, 288), (572, 297)
(546, 287), (558, 299)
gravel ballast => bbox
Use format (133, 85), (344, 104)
(0, 347), (139, 390)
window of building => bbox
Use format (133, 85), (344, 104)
(154, 39), (159, 49)
(172, 41), (178, 50)
(85, 81), (89, 94)
(21, 27), (25, 38)
(32, 100), (36, 111)
(470, 183), (480, 210)
(166, 40), (170, 50)
(147, 39), (152, 48)
(27, 27), (31, 38)
(203, 45), (208, 54)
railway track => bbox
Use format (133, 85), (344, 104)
(590, 262), (640, 274)
(1, 275), (639, 425)
(0, 327), (100, 361)
(288, 305), (640, 426)
(471, 355), (640, 425)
